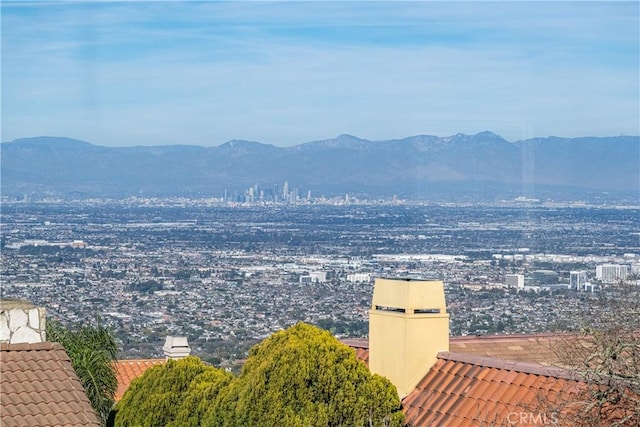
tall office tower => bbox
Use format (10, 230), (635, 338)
(569, 271), (588, 291)
(596, 264), (629, 284)
(273, 184), (279, 202)
(282, 180), (289, 200)
(504, 274), (524, 289)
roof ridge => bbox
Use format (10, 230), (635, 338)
(437, 351), (577, 380)
(342, 332), (576, 348)
(340, 338), (369, 349)
(0, 342), (62, 352)
(449, 332), (576, 342)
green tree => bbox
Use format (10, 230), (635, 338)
(46, 320), (118, 426)
(170, 368), (233, 427)
(114, 356), (232, 427)
(209, 322), (404, 427)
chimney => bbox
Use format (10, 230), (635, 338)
(368, 278), (449, 398)
(0, 299), (47, 344)
(162, 336), (191, 360)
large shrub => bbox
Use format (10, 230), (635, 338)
(114, 356), (232, 427)
(115, 323), (403, 426)
(208, 322), (404, 427)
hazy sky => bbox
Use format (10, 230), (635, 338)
(2, 1), (639, 147)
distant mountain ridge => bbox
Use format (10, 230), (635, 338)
(1, 132), (638, 200)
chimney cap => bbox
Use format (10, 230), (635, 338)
(378, 275), (442, 282)
(162, 336), (191, 359)
(371, 278), (447, 313)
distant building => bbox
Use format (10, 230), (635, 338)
(71, 240), (87, 248)
(300, 272), (326, 284)
(347, 273), (371, 283)
(530, 270), (559, 285)
(570, 271), (589, 291)
(596, 264), (628, 283)
(309, 271), (327, 283)
(504, 274), (524, 289)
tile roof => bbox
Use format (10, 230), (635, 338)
(113, 358), (165, 401)
(344, 333), (573, 367)
(341, 338), (369, 366)
(448, 333), (570, 366)
(343, 335), (617, 426)
(403, 352), (583, 427)
(0, 342), (101, 427)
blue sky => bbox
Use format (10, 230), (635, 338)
(2, 1), (639, 147)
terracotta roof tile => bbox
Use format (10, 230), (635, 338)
(498, 369), (519, 384)
(402, 352), (584, 426)
(0, 342), (101, 427)
(113, 358), (166, 401)
(342, 338), (370, 367)
(406, 388), (429, 411)
(437, 391), (461, 415)
(453, 362), (474, 379)
(342, 334), (635, 425)
(484, 381), (507, 403)
(446, 359), (468, 378)
(500, 380), (523, 403)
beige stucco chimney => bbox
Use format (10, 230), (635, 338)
(368, 278), (449, 398)
(163, 336), (191, 360)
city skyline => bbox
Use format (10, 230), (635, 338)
(2, 1), (639, 147)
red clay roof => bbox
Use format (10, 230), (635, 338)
(344, 333), (571, 367)
(448, 333), (569, 366)
(113, 358), (165, 401)
(0, 341), (101, 427)
(342, 338), (370, 366)
(343, 335), (609, 426)
(403, 351), (583, 427)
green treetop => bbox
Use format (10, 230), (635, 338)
(208, 322), (404, 427)
(114, 356), (232, 427)
(115, 323), (403, 426)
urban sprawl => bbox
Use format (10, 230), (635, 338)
(1, 194), (638, 370)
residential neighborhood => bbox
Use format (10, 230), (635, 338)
(2, 199), (637, 369)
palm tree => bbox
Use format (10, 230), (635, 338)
(47, 320), (118, 426)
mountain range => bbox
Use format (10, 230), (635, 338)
(1, 132), (638, 200)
